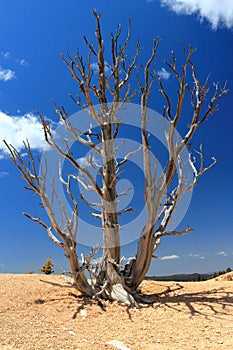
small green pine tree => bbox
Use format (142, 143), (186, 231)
(39, 258), (54, 275)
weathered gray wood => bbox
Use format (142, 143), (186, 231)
(3, 11), (227, 305)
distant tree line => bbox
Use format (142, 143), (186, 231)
(212, 267), (232, 279)
(147, 267), (232, 282)
(187, 267), (232, 281)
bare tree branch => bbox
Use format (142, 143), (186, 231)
(80, 192), (102, 208)
(155, 226), (194, 239)
(116, 145), (142, 169)
(117, 207), (136, 216)
(5, 13), (227, 304)
(23, 212), (64, 248)
(41, 116), (103, 197)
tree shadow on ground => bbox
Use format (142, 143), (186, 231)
(139, 283), (233, 319)
(31, 282), (233, 321)
(33, 291), (79, 306)
(33, 291), (106, 319)
(71, 295), (107, 319)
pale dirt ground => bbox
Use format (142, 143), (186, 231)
(0, 273), (233, 350)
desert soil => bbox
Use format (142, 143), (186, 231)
(0, 273), (233, 350)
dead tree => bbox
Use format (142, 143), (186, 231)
(4, 10), (227, 306)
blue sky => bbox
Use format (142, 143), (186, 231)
(0, 0), (232, 275)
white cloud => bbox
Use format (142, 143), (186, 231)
(0, 111), (49, 157)
(217, 251), (228, 256)
(160, 254), (179, 260)
(77, 157), (90, 168)
(188, 253), (205, 259)
(77, 154), (102, 168)
(90, 62), (111, 74)
(17, 58), (29, 67)
(157, 67), (171, 80)
(1, 52), (10, 59)
(0, 171), (9, 178)
(161, 0), (233, 29)
(0, 263), (4, 267)
(0, 66), (15, 81)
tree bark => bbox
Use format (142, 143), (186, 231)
(65, 246), (94, 296)
(126, 226), (155, 289)
(4, 12), (227, 306)
(101, 123), (121, 285)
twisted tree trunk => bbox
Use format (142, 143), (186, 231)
(101, 123), (121, 282)
(4, 10), (227, 307)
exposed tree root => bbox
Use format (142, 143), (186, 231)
(108, 283), (138, 306)
(40, 277), (154, 307)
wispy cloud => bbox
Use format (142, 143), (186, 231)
(1, 51), (10, 59)
(188, 253), (205, 259)
(0, 171), (9, 178)
(77, 154), (102, 168)
(0, 111), (50, 157)
(217, 251), (228, 256)
(0, 264), (4, 267)
(77, 157), (90, 168)
(1, 52), (29, 67)
(17, 58), (29, 67)
(160, 254), (179, 260)
(0, 66), (15, 81)
(161, 0), (233, 30)
(157, 67), (170, 80)
(188, 253), (205, 260)
(90, 62), (111, 75)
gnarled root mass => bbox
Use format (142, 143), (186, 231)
(40, 277), (153, 307)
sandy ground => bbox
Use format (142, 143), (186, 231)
(0, 273), (233, 350)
